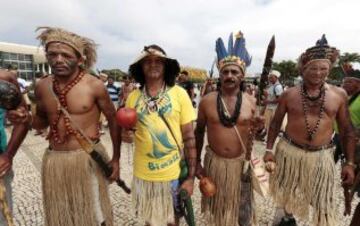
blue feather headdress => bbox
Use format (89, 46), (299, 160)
(216, 31), (252, 73)
(298, 34), (339, 69)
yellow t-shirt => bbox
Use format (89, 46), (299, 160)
(126, 85), (196, 181)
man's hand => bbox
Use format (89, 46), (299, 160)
(107, 159), (120, 182)
(0, 154), (12, 177)
(341, 165), (355, 186)
(195, 163), (205, 179)
(7, 106), (30, 125)
(180, 178), (194, 196)
(263, 151), (275, 163)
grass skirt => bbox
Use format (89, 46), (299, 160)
(270, 137), (337, 226)
(202, 146), (249, 226)
(42, 143), (113, 226)
(132, 177), (175, 225)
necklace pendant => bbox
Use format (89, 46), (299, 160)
(148, 100), (155, 108)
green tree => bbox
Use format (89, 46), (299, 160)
(101, 69), (128, 81)
(338, 52), (360, 66)
(272, 60), (298, 85)
(328, 52), (360, 83)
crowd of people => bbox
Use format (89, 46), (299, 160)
(0, 26), (359, 226)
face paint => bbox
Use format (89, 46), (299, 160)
(46, 42), (82, 77)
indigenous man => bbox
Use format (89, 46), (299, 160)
(34, 27), (119, 226)
(126, 45), (196, 226)
(339, 69), (360, 226)
(0, 69), (30, 225)
(263, 35), (356, 226)
(195, 31), (263, 226)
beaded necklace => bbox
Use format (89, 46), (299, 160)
(216, 90), (242, 127)
(300, 83), (326, 141)
(302, 83), (324, 101)
(48, 72), (85, 144)
(141, 83), (167, 113)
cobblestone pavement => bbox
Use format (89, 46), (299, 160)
(7, 128), (359, 226)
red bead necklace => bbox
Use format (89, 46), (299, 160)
(47, 72), (85, 144)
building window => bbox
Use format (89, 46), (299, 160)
(10, 53), (18, 60)
(19, 63), (26, 70)
(0, 51), (35, 80)
(1, 52), (10, 60)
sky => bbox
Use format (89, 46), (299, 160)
(1, 0), (359, 75)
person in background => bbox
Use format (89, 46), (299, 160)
(106, 76), (121, 110)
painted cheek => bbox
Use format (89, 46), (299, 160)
(64, 59), (78, 68)
(48, 58), (57, 66)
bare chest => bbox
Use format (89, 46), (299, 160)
(207, 96), (255, 126)
(42, 88), (96, 116)
(287, 93), (339, 118)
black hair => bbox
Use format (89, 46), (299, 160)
(129, 44), (180, 89)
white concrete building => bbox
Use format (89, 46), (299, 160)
(0, 42), (49, 80)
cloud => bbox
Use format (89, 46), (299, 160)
(0, 0), (359, 74)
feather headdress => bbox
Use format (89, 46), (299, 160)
(298, 34), (339, 70)
(216, 31), (252, 73)
(36, 27), (97, 70)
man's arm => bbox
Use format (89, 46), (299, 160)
(181, 122), (197, 179)
(194, 99), (207, 177)
(266, 92), (287, 150)
(95, 80), (120, 180)
(179, 121), (196, 196)
(336, 90), (356, 186)
(0, 74), (30, 174)
(336, 92), (356, 165)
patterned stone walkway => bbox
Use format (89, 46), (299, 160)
(6, 128), (359, 225)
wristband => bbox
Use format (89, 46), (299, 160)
(266, 147), (275, 153)
(345, 161), (357, 168)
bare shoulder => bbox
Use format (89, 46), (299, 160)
(35, 75), (52, 94)
(283, 85), (298, 97)
(85, 73), (106, 90)
(327, 83), (347, 98)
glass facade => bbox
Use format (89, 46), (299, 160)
(0, 51), (34, 80)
